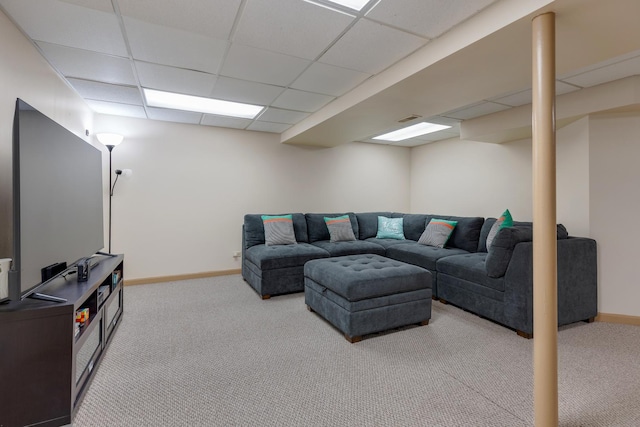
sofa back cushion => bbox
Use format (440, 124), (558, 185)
(478, 218), (569, 252)
(485, 226), (533, 278)
(244, 213), (308, 248)
(356, 212), (396, 240)
(445, 215), (484, 252)
(305, 213), (359, 243)
(402, 214), (433, 241)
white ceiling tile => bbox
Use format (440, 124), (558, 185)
(272, 89), (335, 113)
(442, 101), (510, 120)
(118, 0), (241, 39)
(201, 115), (252, 129)
(36, 42), (136, 85)
(211, 77), (284, 106)
(319, 18), (427, 74)
(560, 55), (640, 88)
(0, 0), (127, 55)
(220, 44), (311, 86)
(291, 62), (371, 96)
(257, 108), (309, 125)
(86, 99), (147, 118)
(247, 121), (292, 133)
(412, 130), (460, 141)
(234, 0), (354, 60)
(59, 0), (114, 13)
(68, 78), (143, 105)
(124, 16), (228, 74)
(135, 61), (217, 97)
(366, 0), (497, 39)
(146, 107), (203, 124)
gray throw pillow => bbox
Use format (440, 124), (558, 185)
(261, 214), (297, 246)
(418, 218), (457, 248)
(324, 215), (356, 242)
(486, 209), (513, 249)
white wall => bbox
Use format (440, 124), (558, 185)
(410, 117), (590, 236)
(94, 114), (411, 280)
(589, 112), (640, 316)
(0, 9), (96, 258)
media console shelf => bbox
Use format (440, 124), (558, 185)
(0, 254), (124, 427)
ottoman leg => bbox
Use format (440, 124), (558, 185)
(345, 334), (362, 343)
(307, 305), (314, 312)
(420, 319), (429, 326)
(261, 294), (271, 300)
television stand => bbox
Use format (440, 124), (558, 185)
(28, 292), (67, 303)
(0, 254), (124, 427)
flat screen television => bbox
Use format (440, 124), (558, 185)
(5, 99), (104, 303)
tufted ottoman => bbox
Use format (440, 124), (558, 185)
(304, 254), (432, 343)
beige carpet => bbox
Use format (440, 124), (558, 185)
(73, 275), (640, 426)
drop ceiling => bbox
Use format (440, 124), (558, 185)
(1, 0), (640, 147)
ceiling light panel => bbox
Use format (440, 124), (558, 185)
(234, 0), (354, 60)
(323, 0), (371, 11)
(143, 88), (264, 119)
(373, 122), (452, 141)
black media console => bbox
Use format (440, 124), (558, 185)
(0, 254), (124, 427)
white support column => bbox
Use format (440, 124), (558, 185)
(532, 11), (558, 427)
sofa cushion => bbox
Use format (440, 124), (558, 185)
(376, 216), (406, 240)
(356, 212), (396, 239)
(486, 209), (513, 249)
(306, 213), (359, 243)
(245, 243), (330, 270)
(244, 213), (308, 249)
(386, 242), (468, 271)
(262, 214), (297, 246)
(485, 226), (534, 278)
(311, 240), (385, 257)
(436, 253), (505, 292)
(402, 214), (433, 241)
(324, 215), (357, 242)
(365, 237), (409, 249)
(478, 218), (570, 252)
(418, 218), (457, 248)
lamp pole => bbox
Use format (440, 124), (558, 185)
(106, 144), (114, 253)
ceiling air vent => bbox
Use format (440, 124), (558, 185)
(398, 115), (421, 123)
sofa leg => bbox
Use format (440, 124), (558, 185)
(261, 294), (271, 300)
(517, 330), (533, 339)
(438, 298), (448, 304)
(307, 305), (314, 312)
(345, 334), (362, 343)
(583, 317), (596, 323)
(419, 319), (429, 326)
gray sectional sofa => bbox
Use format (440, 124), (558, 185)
(241, 212), (597, 337)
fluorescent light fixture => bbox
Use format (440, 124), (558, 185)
(305, 0), (369, 12)
(327, 0), (370, 10)
(143, 88), (263, 119)
(373, 122), (452, 142)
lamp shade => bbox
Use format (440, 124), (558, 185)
(96, 133), (124, 147)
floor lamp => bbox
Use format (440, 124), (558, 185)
(97, 133), (124, 254)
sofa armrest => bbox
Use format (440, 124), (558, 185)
(503, 237), (597, 335)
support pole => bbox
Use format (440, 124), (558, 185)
(532, 12), (558, 427)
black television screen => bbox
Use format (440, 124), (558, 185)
(8, 99), (104, 301)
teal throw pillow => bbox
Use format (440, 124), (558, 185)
(418, 218), (458, 248)
(486, 209), (513, 250)
(261, 214), (297, 246)
(376, 216), (405, 240)
(324, 215), (356, 242)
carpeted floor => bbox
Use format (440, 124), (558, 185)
(73, 275), (640, 426)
